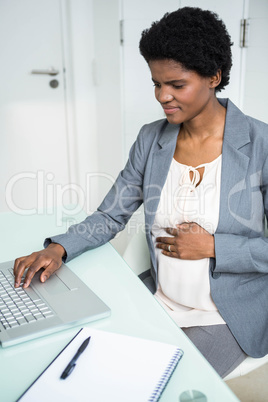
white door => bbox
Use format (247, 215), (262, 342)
(0, 0), (71, 213)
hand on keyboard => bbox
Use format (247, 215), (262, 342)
(13, 243), (66, 288)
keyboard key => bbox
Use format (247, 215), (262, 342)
(10, 322), (19, 328)
(23, 311), (31, 316)
(34, 313), (44, 320)
(25, 315), (36, 323)
(0, 269), (54, 329)
(7, 319), (17, 326)
(4, 312), (12, 317)
(43, 311), (54, 318)
(6, 317), (13, 323)
(20, 308), (29, 314)
(35, 302), (46, 308)
(39, 306), (49, 312)
(17, 317), (27, 325)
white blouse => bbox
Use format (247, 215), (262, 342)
(152, 156), (225, 327)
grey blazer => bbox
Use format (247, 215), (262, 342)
(47, 98), (268, 358)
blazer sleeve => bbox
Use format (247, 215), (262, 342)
(44, 124), (150, 262)
(214, 154), (268, 274)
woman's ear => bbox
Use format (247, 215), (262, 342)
(210, 70), (222, 89)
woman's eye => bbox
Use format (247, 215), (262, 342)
(173, 85), (183, 89)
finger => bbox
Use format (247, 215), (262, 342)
(13, 257), (24, 286)
(13, 257), (34, 288)
(165, 227), (179, 236)
(156, 237), (174, 249)
(40, 260), (62, 283)
(156, 242), (174, 252)
(176, 222), (191, 229)
(156, 236), (174, 245)
(161, 249), (178, 258)
(22, 257), (50, 288)
(177, 222), (202, 232)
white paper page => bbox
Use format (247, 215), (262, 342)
(19, 328), (183, 402)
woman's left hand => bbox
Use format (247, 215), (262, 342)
(156, 222), (215, 260)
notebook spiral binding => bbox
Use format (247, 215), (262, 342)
(148, 348), (184, 402)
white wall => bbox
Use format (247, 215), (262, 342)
(63, 0), (99, 210)
(91, 0), (123, 209)
(242, 0), (268, 123)
(121, 0), (180, 160)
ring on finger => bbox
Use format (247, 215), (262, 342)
(168, 245), (171, 252)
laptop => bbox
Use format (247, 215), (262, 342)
(0, 260), (111, 347)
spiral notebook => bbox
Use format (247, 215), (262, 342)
(18, 328), (183, 402)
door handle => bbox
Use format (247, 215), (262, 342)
(31, 67), (59, 76)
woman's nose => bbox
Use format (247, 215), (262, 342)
(156, 86), (174, 103)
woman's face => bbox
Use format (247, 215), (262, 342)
(149, 59), (217, 125)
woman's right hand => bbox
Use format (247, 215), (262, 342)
(13, 243), (66, 289)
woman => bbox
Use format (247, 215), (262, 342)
(14, 7), (268, 378)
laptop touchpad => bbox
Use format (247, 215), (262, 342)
(44, 275), (70, 294)
(34, 273), (70, 295)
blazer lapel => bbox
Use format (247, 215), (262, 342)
(145, 123), (179, 229)
(217, 99), (251, 233)
(144, 99), (251, 234)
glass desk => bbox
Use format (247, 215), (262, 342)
(0, 208), (238, 401)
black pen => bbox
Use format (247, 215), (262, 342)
(60, 336), (91, 380)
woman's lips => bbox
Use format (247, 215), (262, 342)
(162, 106), (180, 114)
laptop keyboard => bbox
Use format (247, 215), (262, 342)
(0, 270), (54, 330)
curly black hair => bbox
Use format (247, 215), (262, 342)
(139, 7), (233, 92)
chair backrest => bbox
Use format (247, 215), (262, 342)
(123, 230), (150, 276)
